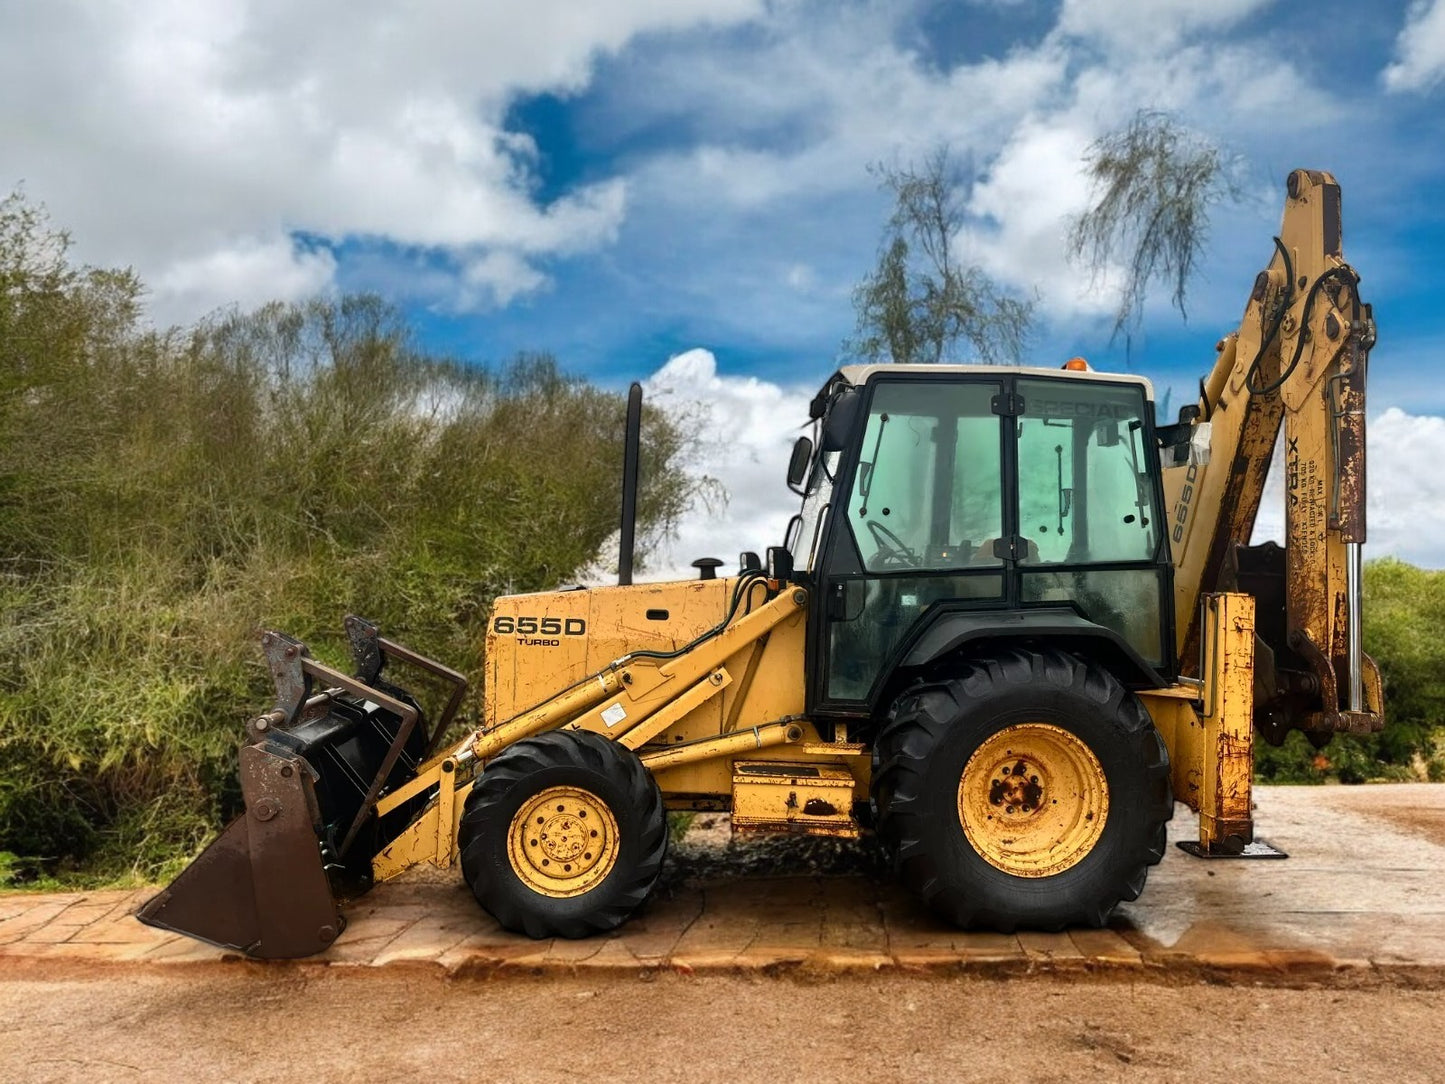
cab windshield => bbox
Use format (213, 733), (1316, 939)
(1015, 379), (1160, 566)
(1013, 378), (1165, 668)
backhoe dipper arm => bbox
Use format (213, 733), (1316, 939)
(1163, 169), (1382, 737)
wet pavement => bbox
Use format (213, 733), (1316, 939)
(1, 784), (1442, 983)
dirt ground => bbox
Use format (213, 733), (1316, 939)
(1313, 786), (1445, 847)
(3, 967), (1442, 1083)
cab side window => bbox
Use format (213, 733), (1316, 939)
(845, 382), (1003, 572)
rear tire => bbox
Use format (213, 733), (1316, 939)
(459, 730), (667, 939)
(872, 648), (1170, 930)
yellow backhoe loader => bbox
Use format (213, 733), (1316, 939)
(139, 169), (1382, 958)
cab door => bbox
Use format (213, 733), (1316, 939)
(808, 376), (1009, 711)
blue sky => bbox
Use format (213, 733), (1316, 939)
(358, 0), (1443, 414)
(3, 0), (1444, 569)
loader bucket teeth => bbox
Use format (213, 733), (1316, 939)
(136, 745), (342, 959)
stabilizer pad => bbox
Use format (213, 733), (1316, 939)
(1176, 839), (1289, 859)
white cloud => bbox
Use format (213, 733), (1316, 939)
(643, 359), (1445, 583)
(151, 237), (337, 321)
(611, 0), (1335, 356)
(1057, 0), (1276, 54)
(0, 0), (1400, 376)
(1384, 0), (1445, 91)
(1254, 408), (1445, 568)
(785, 263), (816, 291)
(617, 7), (1071, 214)
(944, 30), (1330, 337)
(0, 0), (761, 322)
(459, 250), (551, 310)
(641, 349), (816, 580)
(963, 116), (1109, 320)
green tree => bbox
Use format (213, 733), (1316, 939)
(0, 192), (694, 882)
(1255, 559), (1445, 783)
(0, 193), (146, 566)
(849, 147), (1033, 365)
(1067, 110), (1242, 344)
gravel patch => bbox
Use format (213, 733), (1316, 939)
(656, 814), (890, 894)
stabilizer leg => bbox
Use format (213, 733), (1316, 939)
(1177, 592), (1286, 859)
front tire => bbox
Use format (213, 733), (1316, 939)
(459, 730), (667, 939)
(872, 648), (1171, 930)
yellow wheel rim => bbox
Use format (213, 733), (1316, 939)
(957, 723), (1109, 878)
(507, 785), (621, 898)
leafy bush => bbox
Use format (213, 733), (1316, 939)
(0, 193), (693, 882)
(1254, 558), (1445, 783)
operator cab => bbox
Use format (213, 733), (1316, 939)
(785, 362), (1175, 716)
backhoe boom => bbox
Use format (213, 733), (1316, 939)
(1163, 169), (1382, 740)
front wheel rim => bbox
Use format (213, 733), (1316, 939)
(957, 722), (1109, 877)
(507, 785), (621, 898)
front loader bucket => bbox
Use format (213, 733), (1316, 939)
(137, 617), (466, 959)
(137, 744), (343, 959)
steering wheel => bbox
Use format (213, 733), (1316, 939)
(866, 519), (919, 567)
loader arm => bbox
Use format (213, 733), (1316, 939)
(1163, 168), (1382, 739)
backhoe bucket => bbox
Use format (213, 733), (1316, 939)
(137, 744), (342, 959)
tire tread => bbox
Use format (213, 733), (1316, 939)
(872, 648), (1172, 930)
(458, 730), (666, 939)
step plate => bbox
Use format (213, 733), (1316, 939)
(730, 761), (859, 838)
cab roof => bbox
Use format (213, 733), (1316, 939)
(832, 363), (1156, 401)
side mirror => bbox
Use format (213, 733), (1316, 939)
(786, 436), (814, 494)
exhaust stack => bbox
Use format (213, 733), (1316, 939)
(618, 382), (642, 586)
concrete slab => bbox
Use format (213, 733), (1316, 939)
(1113, 783), (1445, 977)
(0, 784), (1441, 983)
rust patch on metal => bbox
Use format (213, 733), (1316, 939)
(1332, 335), (1368, 543)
